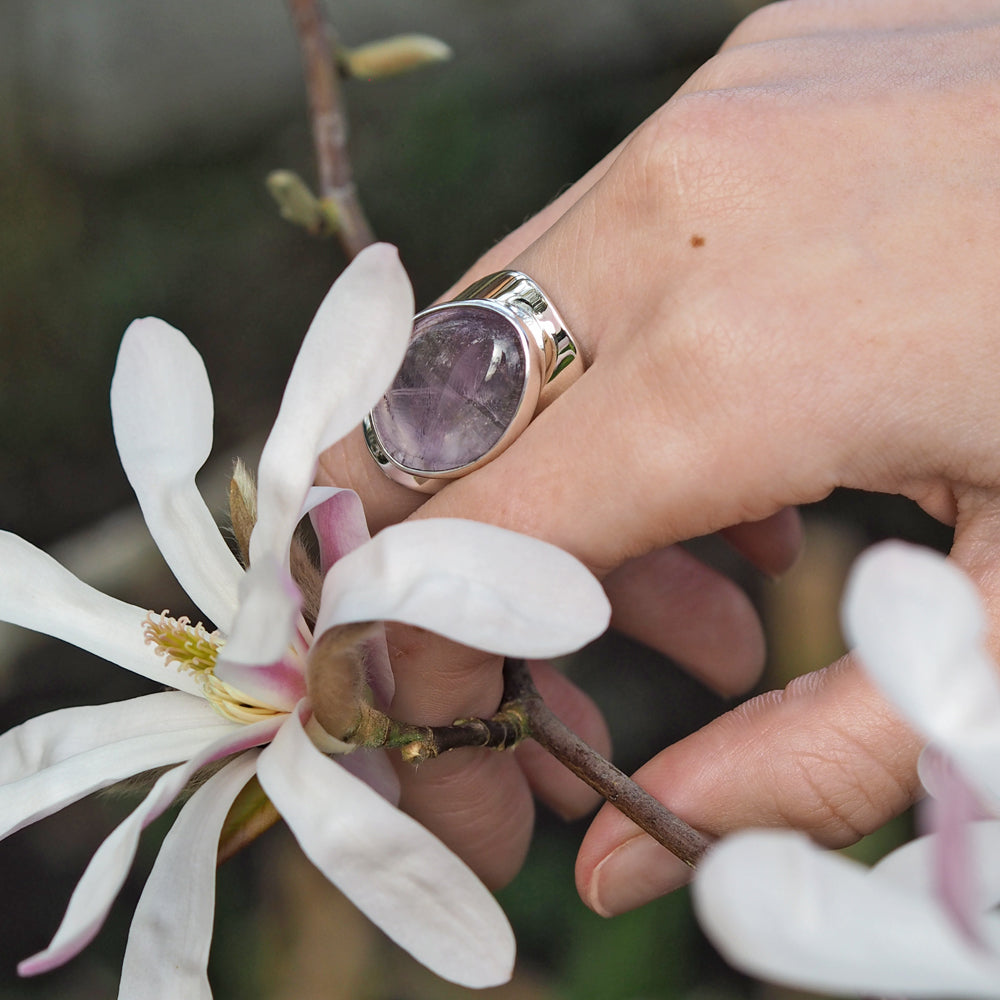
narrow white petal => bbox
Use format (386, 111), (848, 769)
(842, 542), (1000, 801)
(314, 518), (610, 658)
(249, 244), (413, 567)
(257, 707), (515, 988)
(0, 691), (221, 784)
(0, 532), (203, 696)
(118, 752), (259, 1000)
(693, 830), (1000, 997)
(213, 557), (306, 709)
(18, 717), (281, 977)
(111, 318), (243, 630)
(0, 694), (235, 839)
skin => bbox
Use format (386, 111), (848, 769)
(318, 0), (1000, 917)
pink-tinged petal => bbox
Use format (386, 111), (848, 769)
(18, 717), (281, 977)
(111, 318), (243, 631)
(305, 486), (398, 702)
(842, 542), (1000, 804)
(315, 519), (610, 658)
(213, 558), (306, 710)
(303, 486), (395, 706)
(693, 830), (1000, 997)
(257, 707), (515, 989)
(0, 532), (203, 696)
(249, 244), (413, 568)
(118, 752), (258, 1000)
(339, 748), (401, 805)
(308, 488), (370, 575)
(874, 820), (1000, 938)
(359, 629), (394, 711)
(917, 748), (988, 946)
(0, 694), (234, 839)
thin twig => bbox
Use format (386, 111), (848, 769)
(504, 659), (712, 868)
(375, 659), (713, 868)
(286, 0), (375, 258)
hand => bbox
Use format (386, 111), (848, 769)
(320, 0), (1000, 912)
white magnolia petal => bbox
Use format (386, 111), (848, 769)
(257, 707), (515, 988)
(0, 532), (202, 696)
(0, 694), (234, 838)
(118, 752), (259, 1000)
(315, 518), (610, 657)
(0, 691), (223, 784)
(250, 244), (413, 567)
(213, 558), (306, 710)
(693, 830), (1000, 997)
(18, 717), (281, 977)
(842, 542), (1000, 801)
(111, 318), (242, 630)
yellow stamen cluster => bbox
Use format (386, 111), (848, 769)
(143, 611), (221, 673)
(143, 611), (285, 725)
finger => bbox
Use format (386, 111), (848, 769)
(383, 627), (533, 889)
(575, 655), (923, 916)
(415, 342), (800, 577)
(720, 506), (803, 579)
(395, 745), (535, 890)
(514, 660), (611, 821)
(604, 545), (766, 696)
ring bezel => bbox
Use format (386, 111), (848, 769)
(364, 270), (581, 493)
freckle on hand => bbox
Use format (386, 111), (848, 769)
(690, 234), (705, 248)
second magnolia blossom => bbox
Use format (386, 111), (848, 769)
(0, 244), (611, 996)
(693, 541), (1000, 996)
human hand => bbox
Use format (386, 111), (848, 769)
(320, 0), (1000, 910)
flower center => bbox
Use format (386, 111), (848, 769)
(143, 611), (285, 725)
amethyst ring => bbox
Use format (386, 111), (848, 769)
(363, 270), (583, 493)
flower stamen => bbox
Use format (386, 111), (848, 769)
(143, 610), (222, 674)
(143, 611), (284, 724)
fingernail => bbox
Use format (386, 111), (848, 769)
(586, 835), (693, 917)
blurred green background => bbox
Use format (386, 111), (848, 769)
(0, 1), (952, 998)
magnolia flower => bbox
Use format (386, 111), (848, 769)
(0, 243), (611, 996)
(693, 541), (1000, 997)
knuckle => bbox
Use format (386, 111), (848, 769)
(720, 0), (818, 51)
(623, 90), (772, 232)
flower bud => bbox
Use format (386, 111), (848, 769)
(341, 34), (452, 80)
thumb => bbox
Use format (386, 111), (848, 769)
(575, 654), (923, 916)
(577, 491), (1000, 918)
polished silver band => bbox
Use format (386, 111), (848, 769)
(364, 270), (583, 493)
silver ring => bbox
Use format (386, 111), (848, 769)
(364, 270), (584, 493)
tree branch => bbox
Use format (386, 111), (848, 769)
(505, 659), (711, 868)
(285, 0), (375, 257)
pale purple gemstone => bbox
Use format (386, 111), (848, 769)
(370, 304), (528, 473)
